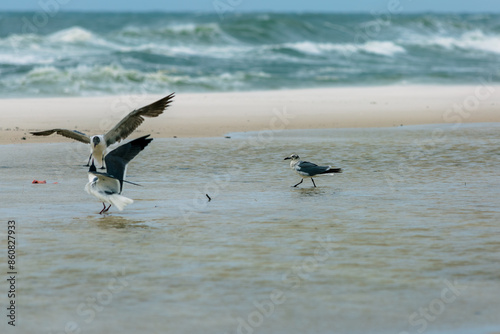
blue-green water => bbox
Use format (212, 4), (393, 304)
(0, 12), (499, 97)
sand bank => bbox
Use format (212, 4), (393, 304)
(1, 85), (499, 144)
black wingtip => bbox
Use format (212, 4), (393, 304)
(164, 92), (175, 107)
(161, 92), (175, 103)
(123, 179), (142, 187)
(130, 134), (153, 149)
(324, 167), (342, 174)
(137, 134), (153, 142)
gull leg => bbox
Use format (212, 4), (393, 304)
(293, 179), (303, 187)
(103, 204), (112, 213)
(99, 203), (106, 214)
(100, 154), (106, 169)
(86, 153), (92, 167)
(311, 178), (316, 187)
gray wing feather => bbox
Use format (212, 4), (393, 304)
(104, 92), (174, 146)
(30, 129), (90, 144)
(96, 174), (121, 194)
(296, 161), (330, 176)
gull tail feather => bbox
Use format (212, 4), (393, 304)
(322, 167), (343, 174)
(108, 194), (134, 211)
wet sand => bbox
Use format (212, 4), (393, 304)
(1, 85), (499, 144)
(0, 123), (499, 333)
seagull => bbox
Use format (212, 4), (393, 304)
(31, 92), (174, 169)
(284, 154), (342, 187)
(85, 134), (153, 214)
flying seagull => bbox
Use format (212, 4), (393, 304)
(284, 154), (342, 187)
(85, 134), (153, 214)
(31, 92), (174, 168)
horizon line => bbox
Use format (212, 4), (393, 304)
(1, 9), (499, 14)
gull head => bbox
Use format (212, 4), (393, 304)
(284, 154), (300, 161)
(92, 136), (101, 147)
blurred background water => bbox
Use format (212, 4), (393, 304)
(0, 12), (499, 97)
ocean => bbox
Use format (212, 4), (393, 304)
(0, 12), (499, 97)
(0, 124), (499, 333)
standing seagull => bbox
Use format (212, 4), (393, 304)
(31, 92), (174, 168)
(284, 154), (342, 187)
(85, 134), (153, 214)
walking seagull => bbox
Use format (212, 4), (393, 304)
(31, 92), (174, 169)
(284, 154), (342, 187)
(85, 134), (153, 214)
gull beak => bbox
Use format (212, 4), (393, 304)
(284, 156), (291, 160)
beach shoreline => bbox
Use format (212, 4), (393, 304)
(1, 85), (499, 145)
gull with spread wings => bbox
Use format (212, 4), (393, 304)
(31, 92), (174, 168)
(85, 134), (153, 214)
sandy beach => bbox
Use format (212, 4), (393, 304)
(1, 85), (499, 145)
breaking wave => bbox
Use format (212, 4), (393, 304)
(0, 12), (499, 96)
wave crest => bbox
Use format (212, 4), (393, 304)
(405, 29), (500, 54)
(274, 40), (406, 57)
(48, 26), (94, 43)
(118, 22), (228, 44)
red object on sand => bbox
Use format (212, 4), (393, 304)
(32, 180), (47, 184)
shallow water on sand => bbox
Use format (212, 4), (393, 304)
(0, 123), (499, 334)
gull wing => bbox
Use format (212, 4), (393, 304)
(295, 161), (330, 176)
(104, 135), (153, 192)
(94, 174), (121, 195)
(104, 92), (174, 147)
(30, 129), (90, 144)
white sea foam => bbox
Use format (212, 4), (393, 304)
(359, 41), (406, 56)
(14, 64), (172, 95)
(283, 41), (339, 55)
(46, 26), (122, 51)
(282, 40), (406, 57)
(120, 43), (201, 56)
(0, 53), (54, 65)
(48, 26), (94, 43)
(0, 33), (42, 48)
(166, 22), (219, 33)
(120, 42), (253, 60)
(404, 29), (500, 54)
(452, 30), (500, 54)
(119, 22), (227, 41)
(22, 66), (62, 83)
(12, 63), (275, 95)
